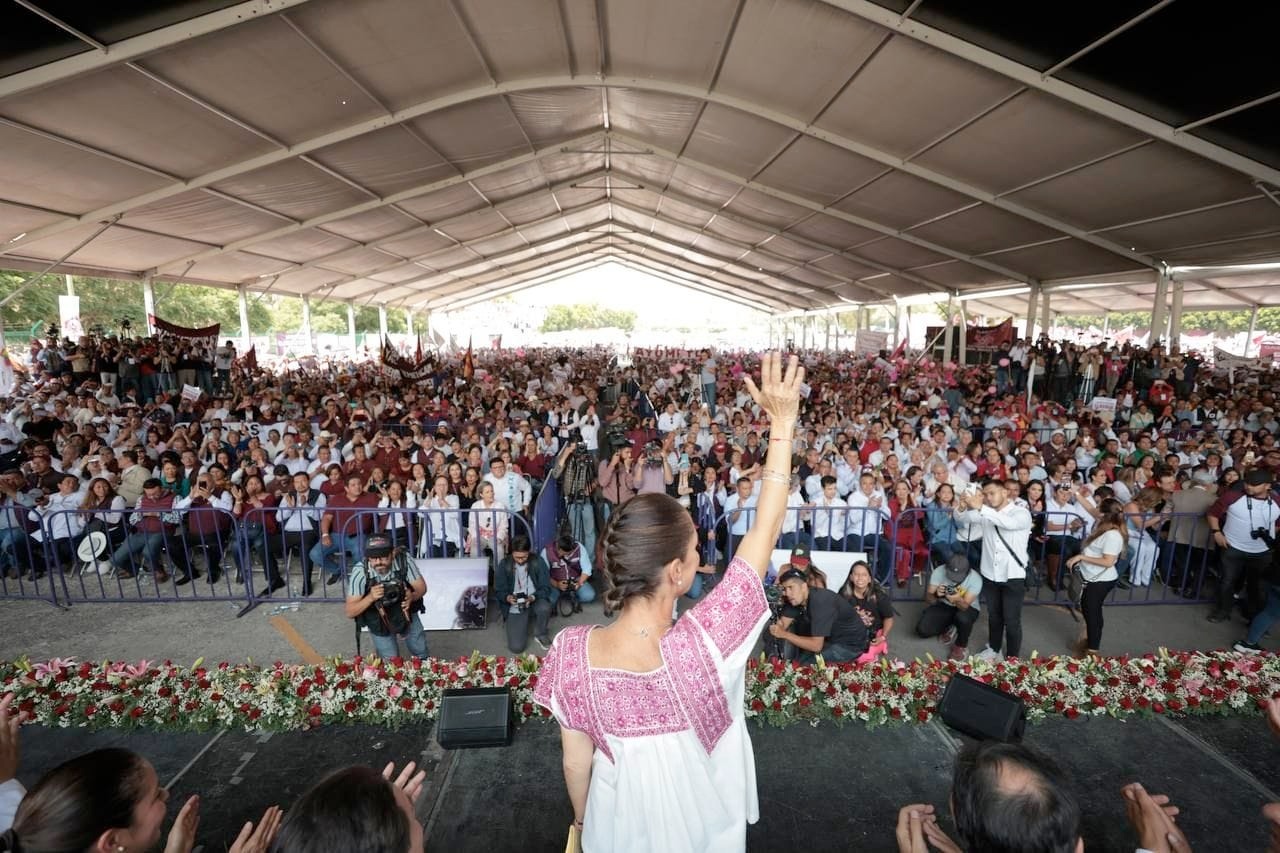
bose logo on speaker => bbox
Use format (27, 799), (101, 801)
(465, 709), (486, 716)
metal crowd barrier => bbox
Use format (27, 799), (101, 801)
(38, 506), (251, 614)
(0, 494), (1226, 614)
(705, 504), (1219, 608)
(1, 503), (534, 616)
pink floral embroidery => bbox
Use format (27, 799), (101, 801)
(535, 622), (735, 763)
(688, 556), (767, 659)
(661, 619), (733, 755)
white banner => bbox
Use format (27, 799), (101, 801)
(180, 384), (202, 402)
(1090, 396), (1117, 413)
(855, 330), (888, 356)
(1213, 347), (1259, 372)
(58, 295), (83, 341)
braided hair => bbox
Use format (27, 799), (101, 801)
(599, 492), (695, 615)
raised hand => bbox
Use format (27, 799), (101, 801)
(164, 794), (201, 853)
(382, 760), (427, 803)
(228, 805), (283, 853)
(743, 352), (804, 426)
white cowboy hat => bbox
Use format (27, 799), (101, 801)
(77, 530), (109, 563)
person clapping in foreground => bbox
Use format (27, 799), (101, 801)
(0, 743), (280, 853)
(896, 740), (1189, 853)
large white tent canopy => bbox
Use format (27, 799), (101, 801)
(0, 0), (1277, 319)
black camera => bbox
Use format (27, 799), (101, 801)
(513, 592), (529, 613)
(380, 579), (407, 608)
(567, 427), (583, 444)
(1251, 528), (1276, 547)
(604, 422), (630, 453)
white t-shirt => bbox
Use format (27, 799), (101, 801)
(1079, 528), (1125, 583)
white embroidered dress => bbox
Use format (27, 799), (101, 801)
(534, 556), (768, 853)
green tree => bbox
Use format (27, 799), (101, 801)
(1057, 309), (1280, 334)
(540, 303), (636, 332)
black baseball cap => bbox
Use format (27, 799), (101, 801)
(789, 543), (811, 568)
(943, 554), (970, 584)
(364, 534), (394, 557)
(1244, 468), (1274, 487)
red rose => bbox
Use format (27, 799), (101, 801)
(374, 699), (386, 710)
(1065, 707), (1079, 719)
(308, 705), (322, 717)
(890, 707), (902, 718)
(798, 696), (811, 708)
(750, 699), (765, 712)
(771, 701), (782, 711)
(413, 677), (425, 688)
(1119, 697), (1134, 710)
(426, 700), (435, 711)
(129, 707), (144, 719)
(344, 701), (358, 713)
(1152, 702), (1165, 714)
(184, 701), (197, 712)
(917, 709), (930, 722)
(832, 706), (844, 718)
(400, 698), (414, 711)
(249, 708), (262, 720)
(1084, 675), (1098, 687)
(157, 686), (172, 698)
(210, 692), (222, 702)
(296, 684), (310, 699)
(521, 703), (533, 716)
(84, 704), (97, 717)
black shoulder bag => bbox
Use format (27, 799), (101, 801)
(990, 525), (1044, 590)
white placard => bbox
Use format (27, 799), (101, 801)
(415, 557), (491, 630)
(180, 384), (202, 402)
(768, 549), (866, 594)
(798, 381), (812, 399)
(855, 330), (888, 356)
(1089, 396), (1116, 413)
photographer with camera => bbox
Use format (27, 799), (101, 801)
(1208, 467), (1280, 624)
(494, 535), (553, 652)
(545, 524), (596, 615)
(915, 554), (983, 660)
(344, 533), (428, 659)
(551, 431), (599, 555)
(631, 433), (674, 496)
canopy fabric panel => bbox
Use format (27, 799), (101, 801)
(0, 0), (1275, 316)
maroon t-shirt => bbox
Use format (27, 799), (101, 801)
(323, 493), (380, 536)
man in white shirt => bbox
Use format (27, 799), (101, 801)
(485, 458), (531, 515)
(956, 480), (1032, 661)
(806, 475), (847, 551)
(725, 477), (757, 557)
(834, 447), (864, 497)
(845, 472), (893, 578)
(656, 402), (686, 436)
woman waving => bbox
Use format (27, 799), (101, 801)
(534, 352), (804, 853)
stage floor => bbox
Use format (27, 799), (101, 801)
(15, 711), (1278, 851)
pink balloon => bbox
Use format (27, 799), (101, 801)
(988, 385), (997, 394)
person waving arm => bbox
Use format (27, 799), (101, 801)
(734, 352), (805, 580)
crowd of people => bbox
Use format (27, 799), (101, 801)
(2, 331), (1280, 852)
(2, 326), (1279, 664)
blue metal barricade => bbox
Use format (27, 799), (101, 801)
(40, 506), (253, 614)
(0, 500), (61, 607)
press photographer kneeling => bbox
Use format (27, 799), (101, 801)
(767, 567), (868, 663)
(344, 533), (428, 659)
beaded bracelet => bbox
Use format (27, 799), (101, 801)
(759, 470), (790, 485)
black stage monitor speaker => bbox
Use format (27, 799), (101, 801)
(938, 674), (1026, 742)
(437, 687), (514, 749)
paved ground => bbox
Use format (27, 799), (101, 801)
(0, 575), (1255, 667)
(14, 710), (1278, 852)
(5, 576), (1275, 852)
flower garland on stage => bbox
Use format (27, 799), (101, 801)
(1, 649), (1277, 733)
